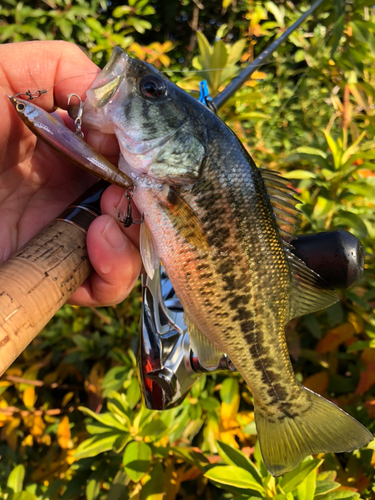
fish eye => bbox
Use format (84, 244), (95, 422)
(139, 75), (166, 100)
(16, 102), (25, 112)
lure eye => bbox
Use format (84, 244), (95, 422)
(16, 102), (25, 112)
(139, 75), (166, 100)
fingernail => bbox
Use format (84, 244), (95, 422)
(102, 218), (127, 251)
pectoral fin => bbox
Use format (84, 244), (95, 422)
(161, 188), (209, 251)
(140, 222), (160, 280)
(184, 315), (223, 370)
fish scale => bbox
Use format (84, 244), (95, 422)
(80, 47), (373, 476)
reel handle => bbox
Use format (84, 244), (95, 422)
(0, 181), (108, 375)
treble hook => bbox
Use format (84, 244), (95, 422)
(118, 188), (144, 228)
(67, 93), (84, 138)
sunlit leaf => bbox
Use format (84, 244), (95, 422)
(314, 480), (340, 496)
(172, 446), (209, 469)
(7, 464), (25, 493)
(279, 458), (322, 493)
(22, 386), (35, 409)
(216, 440), (263, 482)
(74, 432), (120, 459)
(123, 441), (152, 482)
(204, 465), (265, 493)
(57, 415), (71, 450)
(86, 478), (100, 500)
(140, 463), (164, 500)
(283, 170), (316, 180)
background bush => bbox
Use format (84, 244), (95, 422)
(1, 0), (375, 498)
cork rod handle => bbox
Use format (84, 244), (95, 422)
(0, 181), (106, 376)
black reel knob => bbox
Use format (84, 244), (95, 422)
(291, 229), (364, 289)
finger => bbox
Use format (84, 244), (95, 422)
(0, 41), (98, 110)
(68, 215), (142, 307)
(0, 41), (99, 166)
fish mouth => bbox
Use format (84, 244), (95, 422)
(86, 47), (129, 108)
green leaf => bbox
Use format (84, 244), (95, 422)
(172, 446), (209, 469)
(20, 25), (46, 39)
(347, 340), (372, 353)
(351, 20), (375, 57)
(279, 458), (322, 494)
(341, 130), (367, 165)
(295, 147), (327, 158)
(216, 23), (228, 39)
(265, 1), (284, 27)
(106, 470), (130, 500)
(139, 463), (164, 500)
(317, 491), (359, 500)
(102, 367), (129, 396)
(215, 440), (263, 482)
(57, 18), (73, 39)
(220, 377), (239, 405)
(12, 493), (37, 500)
(222, 0), (233, 9)
(0, 24), (18, 41)
(86, 478), (100, 500)
(317, 471), (337, 482)
(314, 480), (340, 496)
(126, 378), (141, 409)
(204, 465), (265, 493)
(113, 5), (132, 17)
(313, 196), (334, 219)
(238, 112), (272, 120)
(323, 130), (341, 170)
(283, 170), (316, 180)
(7, 464), (25, 494)
(123, 441), (152, 483)
(72, 334), (91, 350)
(113, 433), (131, 453)
(197, 31), (213, 69)
(140, 419), (168, 441)
(334, 210), (368, 239)
(296, 468), (316, 500)
(79, 407), (129, 432)
(86, 17), (105, 34)
(74, 432), (120, 459)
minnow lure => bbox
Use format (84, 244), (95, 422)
(8, 95), (133, 190)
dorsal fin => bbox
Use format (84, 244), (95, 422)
(260, 169), (301, 243)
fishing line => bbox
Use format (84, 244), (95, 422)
(161, 56), (297, 74)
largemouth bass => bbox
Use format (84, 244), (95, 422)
(79, 47), (372, 475)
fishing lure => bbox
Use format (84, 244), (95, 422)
(7, 94), (133, 190)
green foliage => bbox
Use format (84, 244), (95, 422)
(1, 0), (375, 498)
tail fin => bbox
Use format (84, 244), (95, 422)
(254, 387), (373, 477)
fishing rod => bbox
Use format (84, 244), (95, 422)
(0, 0), (347, 376)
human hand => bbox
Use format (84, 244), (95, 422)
(0, 41), (142, 306)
